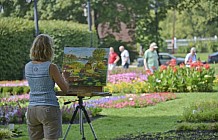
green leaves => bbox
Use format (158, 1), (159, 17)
(0, 17), (98, 80)
(146, 62), (215, 92)
(181, 100), (218, 122)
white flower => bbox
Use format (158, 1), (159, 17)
(192, 110), (197, 114)
(156, 79), (161, 83)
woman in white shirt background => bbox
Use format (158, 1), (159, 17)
(185, 47), (197, 67)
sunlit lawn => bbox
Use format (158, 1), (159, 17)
(11, 92), (218, 140)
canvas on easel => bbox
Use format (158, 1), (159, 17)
(61, 47), (109, 95)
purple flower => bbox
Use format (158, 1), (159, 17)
(107, 73), (147, 84)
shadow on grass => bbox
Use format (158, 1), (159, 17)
(62, 115), (179, 140)
(114, 130), (218, 140)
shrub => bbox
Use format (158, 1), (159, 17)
(0, 17), (98, 80)
(181, 100), (218, 123)
(0, 129), (13, 139)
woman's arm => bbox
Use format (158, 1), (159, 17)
(143, 51), (148, 70)
(49, 64), (69, 94)
(184, 54), (190, 64)
(114, 54), (120, 64)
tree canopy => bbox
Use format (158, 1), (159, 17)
(0, 0), (217, 49)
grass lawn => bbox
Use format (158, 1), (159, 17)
(11, 92), (218, 140)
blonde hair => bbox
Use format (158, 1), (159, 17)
(30, 34), (54, 61)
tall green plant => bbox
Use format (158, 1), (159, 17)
(147, 60), (215, 92)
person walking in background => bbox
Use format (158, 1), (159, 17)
(25, 34), (69, 140)
(108, 47), (120, 71)
(119, 45), (130, 69)
(185, 47), (197, 67)
(144, 42), (159, 72)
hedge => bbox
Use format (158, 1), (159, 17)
(0, 17), (98, 80)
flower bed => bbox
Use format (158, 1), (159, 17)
(105, 60), (216, 93)
(0, 92), (176, 124)
(0, 94), (102, 124)
(107, 72), (147, 84)
(86, 92), (176, 108)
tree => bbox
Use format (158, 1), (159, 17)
(160, 0), (218, 39)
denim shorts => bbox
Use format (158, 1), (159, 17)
(26, 106), (62, 140)
(123, 62), (129, 69)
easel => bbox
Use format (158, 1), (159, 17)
(61, 47), (110, 139)
(57, 88), (111, 140)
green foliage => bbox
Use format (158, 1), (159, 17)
(176, 46), (190, 54)
(12, 87), (24, 95)
(194, 41), (218, 53)
(0, 17), (34, 80)
(23, 86), (30, 94)
(160, 0), (218, 39)
(0, 128), (13, 139)
(147, 63), (215, 92)
(0, 17), (98, 80)
(1, 0), (175, 52)
(2, 87), (13, 93)
(88, 107), (102, 117)
(1, 86), (29, 96)
(0, 0), (85, 22)
(105, 63), (216, 93)
(181, 100), (218, 122)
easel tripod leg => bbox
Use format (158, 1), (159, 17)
(79, 109), (86, 140)
(63, 106), (79, 140)
(82, 107), (98, 140)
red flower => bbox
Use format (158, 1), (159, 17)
(146, 69), (152, 75)
(152, 66), (157, 70)
(169, 59), (176, 67)
(190, 62), (197, 68)
(203, 63), (210, 70)
(196, 67), (202, 72)
(196, 61), (203, 67)
(173, 67), (177, 73)
(160, 65), (167, 72)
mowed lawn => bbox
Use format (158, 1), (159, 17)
(11, 92), (218, 140)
